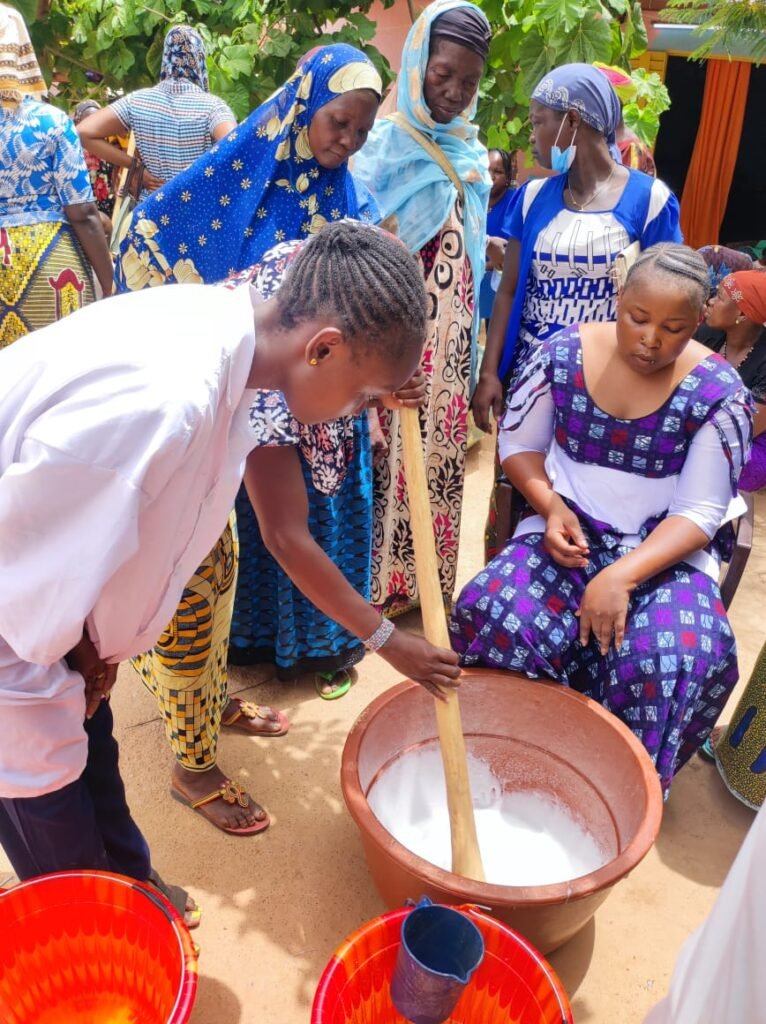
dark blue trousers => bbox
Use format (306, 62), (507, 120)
(0, 700), (151, 882)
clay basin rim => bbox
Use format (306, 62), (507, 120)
(341, 671), (664, 906)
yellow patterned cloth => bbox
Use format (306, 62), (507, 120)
(0, 222), (94, 347)
(716, 641), (766, 809)
(132, 514), (238, 770)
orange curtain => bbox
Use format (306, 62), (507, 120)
(680, 59), (751, 250)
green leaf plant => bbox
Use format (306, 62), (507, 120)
(10, 0), (670, 155)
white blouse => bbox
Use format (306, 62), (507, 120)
(0, 283), (270, 797)
(498, 353), (747, 580)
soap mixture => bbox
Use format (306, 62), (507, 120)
(367, 745), (608, 886)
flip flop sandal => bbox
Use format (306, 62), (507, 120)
(699, 737), (717, 761)
(146, 868), (202, 930)
(221, 697), (290, 736)
(171, 778), (270, 837)
(315, 669), (353, 701)
(699, 727), (723, 762)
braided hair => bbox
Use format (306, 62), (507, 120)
(275, 220), (428, 363)
(625, 243), (710, 312)
(488, 148), (513, 184)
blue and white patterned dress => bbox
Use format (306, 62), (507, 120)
(451, 326), (753, 795)
(1, 98), (96, 346)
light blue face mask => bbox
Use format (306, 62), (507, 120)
(550, 118), (578, 174)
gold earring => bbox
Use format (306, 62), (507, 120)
(309, 357), (318, 366)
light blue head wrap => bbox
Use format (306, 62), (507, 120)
(532, 63), (622, 161)
(352, 0), (491, 355)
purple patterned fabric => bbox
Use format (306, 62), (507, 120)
(450, 526), (738, 795)
(739, 433), (766, 492)
(454, 326), (752, 795)
(504, 325), (749, 491)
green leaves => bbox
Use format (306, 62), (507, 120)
(666, 0), (766, 63)
(16, 0), (676, 160)
(24, 0), (394, 117)
(518, 33), (559, 95)
(624, 104), (659, 144)
(550, 12), (613, 64)
(534, 0), (589, 34)
(622, 67), (669, 145)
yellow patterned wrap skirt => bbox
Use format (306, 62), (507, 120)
(716, 642), (766, 810)
(132, 515), (238, 771)
(0, 221), (95, 348)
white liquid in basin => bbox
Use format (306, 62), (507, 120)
(367, 746), (608, 887)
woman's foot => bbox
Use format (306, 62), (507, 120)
(699, 726), (723, 761)
(146, 869), (202, 930)
(315, 669), (353, 700)
(220, 696), (289, 736)
(171, 763), (269, 835)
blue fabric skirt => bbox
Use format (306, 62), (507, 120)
(229, 414), (372, 679)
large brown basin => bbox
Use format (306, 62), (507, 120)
(341, 669), (663, 954)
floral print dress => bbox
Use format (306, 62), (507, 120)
(372, 199), (473, 615)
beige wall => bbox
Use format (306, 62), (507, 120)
(368, 0), (429, 71)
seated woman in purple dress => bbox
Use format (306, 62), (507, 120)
(450, 245), (753, 796)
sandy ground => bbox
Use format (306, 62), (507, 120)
(2, 431), (762, 1023)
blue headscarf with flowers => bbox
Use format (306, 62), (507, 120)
(115, 43), (382, 291)
(160, 26), (209, 92)
(352, 0), (491, 353)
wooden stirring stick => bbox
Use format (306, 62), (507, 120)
(400, 406), (485, 882)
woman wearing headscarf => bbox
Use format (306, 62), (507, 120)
(114, 43), (383, 290)
(473, 63), (682, 433)
(77, 26), (236, 201)
(697, 268), (766, 808)
(353, 0), (492, 617)
(0, 4), (113, 347)
(698, 244), (754, 297)
(113, 46), (451, 835)
(700, 270), (766, 491)
(473, 62), (682, 559)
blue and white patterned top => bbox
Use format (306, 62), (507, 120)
(497, 171), (682, 378)
(110, 81), (234, 199)
(0, 98), (94, 227)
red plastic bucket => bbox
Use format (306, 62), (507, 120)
(0, 871), (198, 1024)
(312, 905), (573, 1024)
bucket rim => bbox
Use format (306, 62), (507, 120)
(310, 904), (573, 1023)
(0, 869), (199, 1024)
(341, 672), (664, 907)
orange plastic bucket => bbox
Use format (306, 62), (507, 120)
(312, 905), (573, 1024)
(0, 871), (198, 1024)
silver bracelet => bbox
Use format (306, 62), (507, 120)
(363, 618), (395, 652)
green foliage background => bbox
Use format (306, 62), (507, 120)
(665, 0), (766, 64)
(13, 0), (670, 151)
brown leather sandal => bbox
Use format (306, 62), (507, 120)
(171, 778), (270, 837)
(221, 697), (290, 737)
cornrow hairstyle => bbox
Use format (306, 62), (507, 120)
(489, 147), (513, 183)
(275, 220), (428, 363)
(624, 243), (710, 312)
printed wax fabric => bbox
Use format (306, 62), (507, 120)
(114, 43), (381, 289)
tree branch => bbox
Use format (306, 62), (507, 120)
(406, 0), (417, 24)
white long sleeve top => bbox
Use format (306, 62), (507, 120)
(0, 283), (277, 796)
